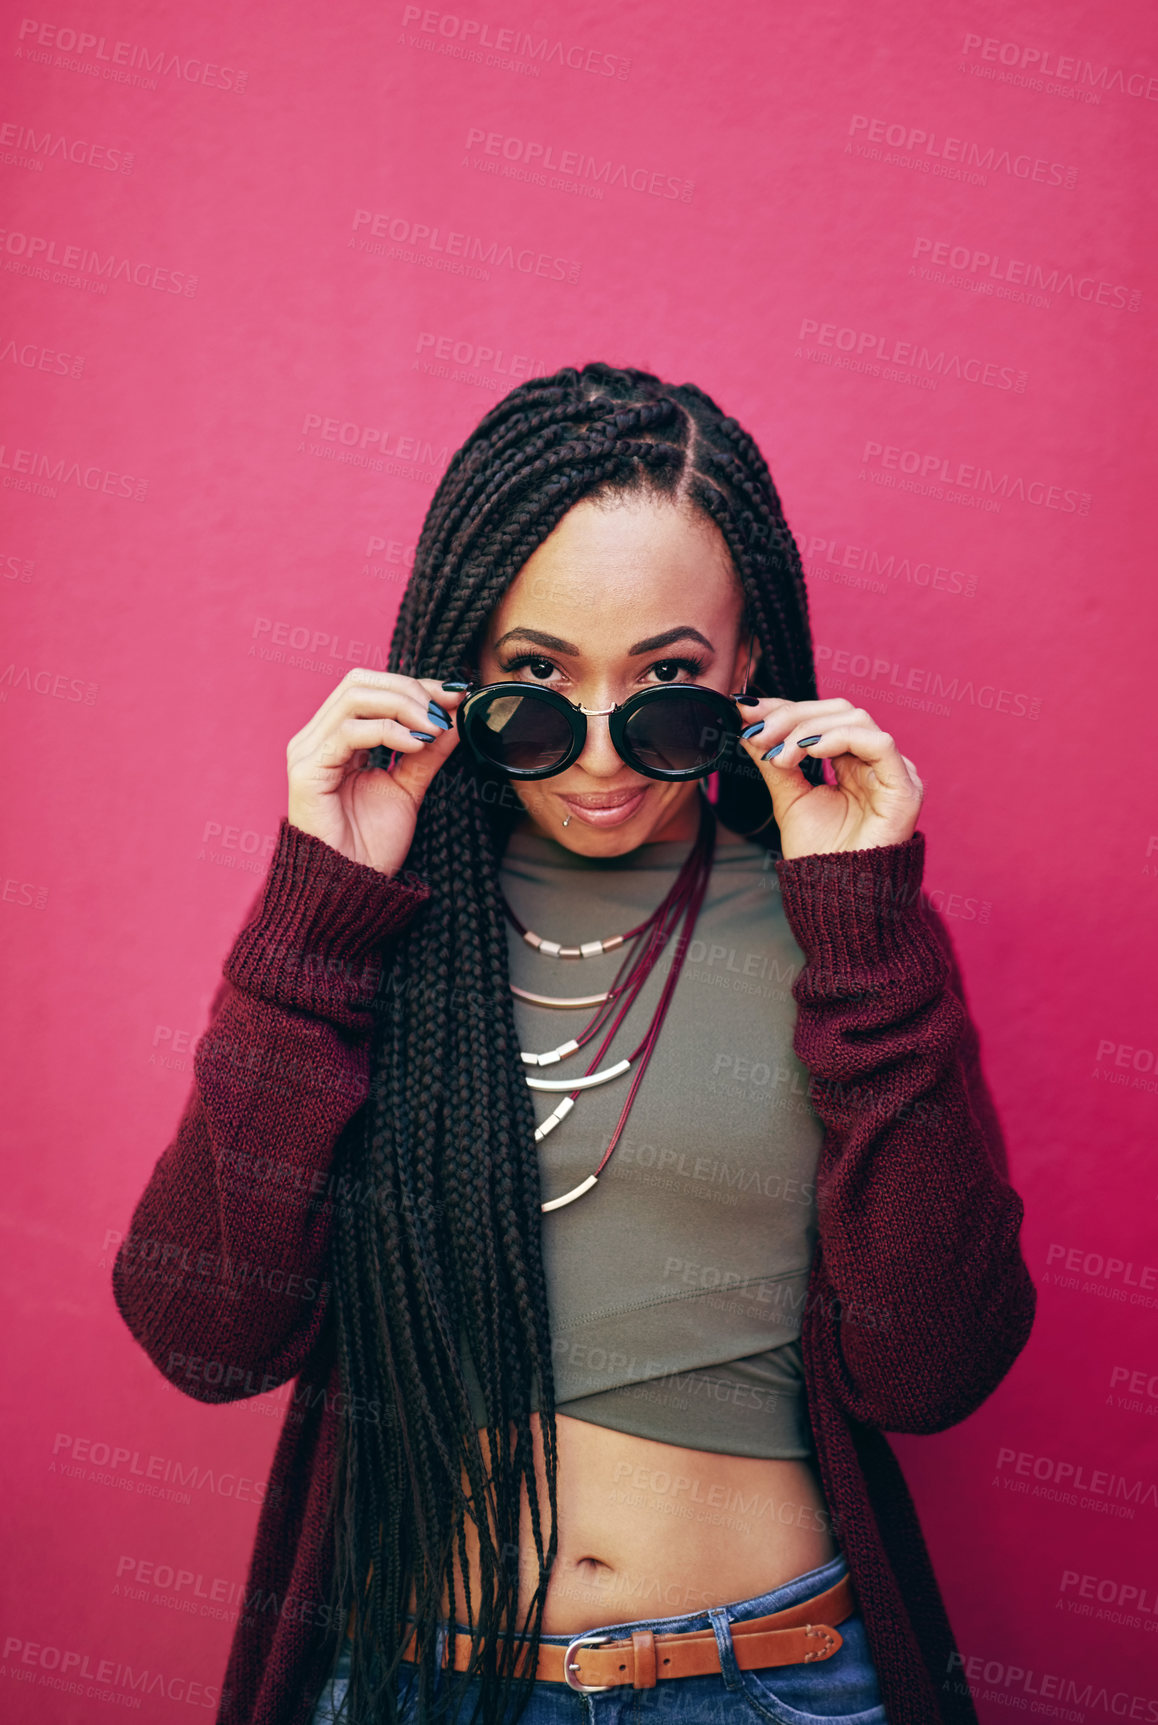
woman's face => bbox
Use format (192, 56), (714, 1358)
(475, 492), (756, 855)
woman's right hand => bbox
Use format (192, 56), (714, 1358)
(286, 670), (471, 877)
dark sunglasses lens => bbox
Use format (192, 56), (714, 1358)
(624, 694), (727, 775)
(471, 691), (573, 773)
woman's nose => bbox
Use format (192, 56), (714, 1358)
(574, 709), (626, 776)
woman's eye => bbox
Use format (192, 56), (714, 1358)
(650, 657), (705, 683)
(500, 654), (558, 679)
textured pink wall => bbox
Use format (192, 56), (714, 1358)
(2, 1), (1156, 1718)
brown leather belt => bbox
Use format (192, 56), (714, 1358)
(385, 1573), (855, 1693)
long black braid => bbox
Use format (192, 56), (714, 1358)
(319, 363), (825, 1723)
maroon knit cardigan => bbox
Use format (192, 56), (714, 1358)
(112, 816), (1036, 1725)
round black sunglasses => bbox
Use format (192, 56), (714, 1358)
(456, 679), (747, 782)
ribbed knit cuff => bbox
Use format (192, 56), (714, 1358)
(223, 818), (432, 1022)
(774, 830), (942, 994)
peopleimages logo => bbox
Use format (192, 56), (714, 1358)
(1045, 1240), (1158, 1289)
(350, 208), (580, 284)
(797, 318), (1026, 392)
(2, 1634), (221, 1710)
(1061, 1566), (1158, 1615)
(847, 113), (1078, 187)
(0, 118), (133, 172)
(0, 439), (147, 500)
(15, 17), (249, 92)
(944, 1649), (1158, 1720)
(115, 1552), (248, 1617)
(463, 127), (693, 201)
(0, 336), (84, 377)
(801, 534), (975, 599)
(860, 440), (1090, 514)
(399, 6), (630, 80)
(0, 661), (97, 704)
(912, 237), (1139, 310)
(994, 1444), (1156, 1514)
(413, 329), (549, 389)
(299, 412), (448, 469)
(0, 226), (198, 295)
(814, 642), (1041, 721)
(961, 32), (1158, 103)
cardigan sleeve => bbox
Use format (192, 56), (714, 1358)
(775, 828), (1037, 1435)
(111, 817), (432, 1405)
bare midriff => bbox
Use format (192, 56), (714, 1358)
(388, 1410), (837, 1636)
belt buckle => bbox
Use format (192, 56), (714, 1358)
(562, 1632), (614, 1694)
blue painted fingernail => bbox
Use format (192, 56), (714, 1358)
(408, 730), (436, 742)
(762, 742), (785, 759)
(732, 693), (761, 706)
(740, 720), (766, 740)
(440, 680), (471, 691)
(797, 734), (822, 746)
(426, 700), (451, 728)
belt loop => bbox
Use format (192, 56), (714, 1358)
(708, 1608), (743, 1693)
(631, 1630), (657, 1690)
(434, 1620), (448, 1692)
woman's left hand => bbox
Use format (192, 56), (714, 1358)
(735, 697), (924, 860)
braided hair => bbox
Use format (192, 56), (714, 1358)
(320, 362), (825, 1722)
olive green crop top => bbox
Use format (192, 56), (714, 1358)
(460, 811), (827, 1460)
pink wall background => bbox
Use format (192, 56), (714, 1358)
(2, 0), (1156, 1717)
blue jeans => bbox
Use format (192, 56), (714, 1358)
(309, 1550), (887, 1722)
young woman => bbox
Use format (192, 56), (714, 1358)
(113, 363), (1036, 1725)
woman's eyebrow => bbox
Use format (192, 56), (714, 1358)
(628, 626), (714, 657)
(493, 625), (715, 656)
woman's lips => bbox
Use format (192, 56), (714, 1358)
(559, 788), (647, 828)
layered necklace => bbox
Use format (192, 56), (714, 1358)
(501, 791), (718, 1212)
